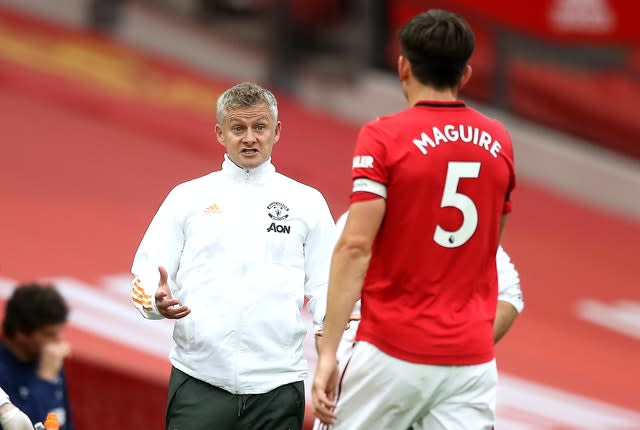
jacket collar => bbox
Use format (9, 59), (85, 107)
(221, 154), (276, 184)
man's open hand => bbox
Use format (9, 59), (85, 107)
(155, 266), (191, 319)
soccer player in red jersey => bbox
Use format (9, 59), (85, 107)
(312, 9), (516, 430)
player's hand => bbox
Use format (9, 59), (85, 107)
(312, 353), (339, 425)
(37, 340), (71, 382)
(155, 266), (191, 319)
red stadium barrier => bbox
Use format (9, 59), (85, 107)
(386, 0), (640, 159)
(390, 0), (640, 45)
(508, 60), (640, 159)
(65, 358), (167, 430)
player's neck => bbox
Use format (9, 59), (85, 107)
(407, 85), (458, 106)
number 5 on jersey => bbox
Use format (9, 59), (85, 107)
(434, 161), (481, 248)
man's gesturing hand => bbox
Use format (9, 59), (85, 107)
(155, 266), (191, 319)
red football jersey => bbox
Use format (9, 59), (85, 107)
(351, 100), (515, 365)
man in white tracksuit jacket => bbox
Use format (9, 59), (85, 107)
(131, 82), (335, 430)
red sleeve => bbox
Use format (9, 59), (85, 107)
(351, 192), (383, 202)
(350, 121), (388, 202)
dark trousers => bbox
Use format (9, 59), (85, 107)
(166, 367), (305, 430)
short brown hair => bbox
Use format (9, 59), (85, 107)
(2, 283), (69, 337)
(399, 9), (475, 89)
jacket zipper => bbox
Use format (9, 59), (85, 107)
(233, 167), (251, 394)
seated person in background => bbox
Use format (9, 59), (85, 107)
(0, 283), (73, 430)
(0, 387), (33, 430)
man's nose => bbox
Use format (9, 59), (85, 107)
(242, 128), (256, 143)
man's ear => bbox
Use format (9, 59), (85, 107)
(458, 64), (472, 91)
(273, 121), (282, 144)
(397, 55), (410, 82)
(215, 123), (225, 147)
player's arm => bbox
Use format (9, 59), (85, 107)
(320, 123), (388, 350)
(318, 198), (385, 359)
(313, 122), (388, 424)
(131, 188), (186, 320)
(334, 213), (364, 322)
(494, 245), (523, 343)
(494, 302), (519, 344)
(495, 182), (515, 343)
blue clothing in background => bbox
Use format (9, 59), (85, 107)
(0, 341), (74, 429)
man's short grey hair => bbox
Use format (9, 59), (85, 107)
(216, 82), (278, 124)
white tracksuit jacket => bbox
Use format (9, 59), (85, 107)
(131, 156), (335, 394)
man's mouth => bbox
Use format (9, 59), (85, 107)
(241, 148), (258, 155)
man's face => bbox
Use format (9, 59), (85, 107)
(216, 104), (281, 169)
(15, 323), (65, 361)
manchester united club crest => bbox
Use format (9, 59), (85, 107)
(267, 201), (289, 220)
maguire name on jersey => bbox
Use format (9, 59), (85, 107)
(412, 124), (502, 158)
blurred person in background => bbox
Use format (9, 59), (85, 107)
(313, 9), (516, 430)
(0, 388), (33, 430)
(87, 0), (124, 32)
(131, 82), (335, 430)
(268, 0), (348, 92)
(0, 284), (73, 430)
(312, 213), (524, 430)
